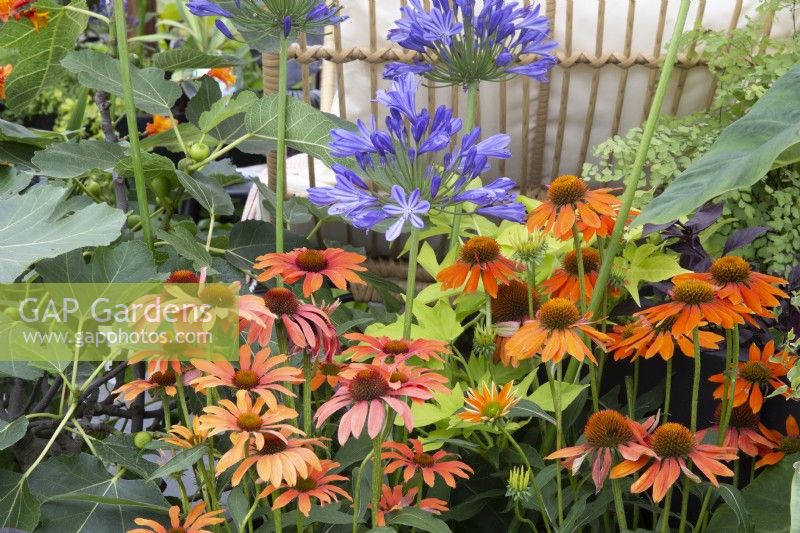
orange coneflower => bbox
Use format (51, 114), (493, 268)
(491, 279), (538, 365)
(128, 502), (224, 533)
(675, 256), (787, 316)
(458, 382), (519, 424)
(112, 365), (198, 403)
(0, 64), (12, 99)
(635, 279), (750, 337)
(611, 316), (724, 362)
(310, 361), (344, 391)
(0, 0), (32, 22)
(709, 341), (795, 413)
(198, 390), (299, 473)
(22, 8), (48, 30)
(382, 438), (474, 488)
(207, 67), (236, 88)
(382, 361), (449, 400)
(610, 422), (737, 503)
(711, 404), (774, 457)
(756, 415), (800, 468)
(144, 114), (177, 136)
(230, 427), (324, 488)
(526, 175), (623, 241)
(166, 280), (272, 335)
(373, 484), (449, 527)
(546, 410), (655, 492)
(254, 247), (367, 297)
(343, 333), (449, 364)
(541, 247), (618, 302)
(162, 417), (208, 449)
(259, 459), (351, 517)
(437, 236), (523, 297)
(191, 345), (302, 407)
(314, 364), (438, 444)
(506, 297), (611, 365)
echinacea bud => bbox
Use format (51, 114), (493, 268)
(506, 465), (532, 503)
(472, 323), (497, 359)
(134, 431), (153, 449)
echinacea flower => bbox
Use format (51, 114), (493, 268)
(458, 381), (519, 424)
(546, 410), (654, 492)
(610, 316), (724, 362)
(314, 364), (435, 444)
(635, 279), (750, 337)
(0, 64), (12, 99)
(385, 0), (557, 85)
(207, 67), (236, 88)
(259, 459), (351, 517)
(709, 341), (795, 413)
(144, 114), (177, 136)
(22, 8), (48, 30)
(165, 269), (201, 284)
(541, 247), (616, 302)
(382, 438), (473, 487)
(711, 404), (774, 457)
(373, 484), (449, 527)
(254, 247), (367, 297)
(437, 236), (523, 297)
(756, 415), (800, 468)
(198, 390), (299, 472)
(506, 297), (611, 365)
(343, 333), (449, 364)
(162, 417), (209, 449)
(113, 366), (197, 403)
(191, 345), (302, 407)
(677, 256), (788, 316)
(527, 175), (624, 241)
(128, 502), (224, 533)
(610, 422), (737, 502)
(310, 361), (343, 391)
(0, 0), (32, 22)
(230, 427), (324, 488)
(491, 279), (538, 365)
(381, 362), (449, 400)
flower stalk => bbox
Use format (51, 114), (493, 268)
(403, 229), (422, 340)
(448, 81), (480, 254)
(275, 34), (290, 257)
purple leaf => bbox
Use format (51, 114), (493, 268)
(686, 203), (724, 231)
(723, 227), (770, 255)
(642, 221), (675, 237)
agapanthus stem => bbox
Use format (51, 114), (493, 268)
(113, 0), (153, 250)
(565, 0), (691, 385)
(275, 35), (290, 257)
(403, 229), (421, 340)
(447, 81), (480, 254)
(611, 478), (628, 531)
(371, 431), (384, 528)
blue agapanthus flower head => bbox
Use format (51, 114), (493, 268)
(310, 74), (526, 242)
(186, 0), (346, 40)
(385, 0), (557, 85)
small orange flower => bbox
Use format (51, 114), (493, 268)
(610, 422), (737, 502)
(708, 341), (795, 413)
(128, 502), (224, 533)
(756, 415), (800, 468)
(527, 175), (626, 241)
(0, 64), (12, 99)
(144, 114), (177, 136)
(711, 404), (773, 457)
(259, 459), (351, 517)
(506, 297), (611, 365)
(675, 256), (787, 316)
(254, 247), (367, 297)
(22, 8), (48, 30)
(541, 247), (616, 302)
(0, 0), (32, 22)
(458, 382), (519, 424)
(230, 427), (324, 488)
(191, 345), (303, 407)
(310, 361), (343, 391)
(112, 366), (197, 403)
(610, 316), (724, 361)
(635, 279), (750, 337)
(374, 484), (448, 527)
(207, 67), (236, 88)
(382, 438), (473, 488)
(437, 236), (523, 297)
(343, 332), (449, 364)
(162, 417), (208, 449)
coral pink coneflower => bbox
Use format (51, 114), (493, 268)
(254, 247), (367, 297)
(374, 484), (448, 527)
(343, 333), (449, 364)
(259, 459), (351, 517)
(382, 438), (474, 488)
(230, 427), (325, 488)
(128, 502), (224, 533)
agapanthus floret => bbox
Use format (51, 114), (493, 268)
(310, 74), (524, 241)
(386, 0), (557, 85)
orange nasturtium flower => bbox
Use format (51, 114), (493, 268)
(0, 64), (12, 99)
(208, 67), (236, 88)
(144, 114), (177, 136)
(437, 236), (523, 298)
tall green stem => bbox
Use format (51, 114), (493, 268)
(447, 81), (480, 253)
(664, 358), (673, 422)
(565, 0), (692, 383)
(371, 431), (384, 528)
(545, 362), (564, 527)
(611, 478), (629, 531)
(403, 229), (421, 340)
(303, 353), (312, 435)
(113, 0), (153, 249)
(678, 327), (703, 533)
(275, 35), (290, 256)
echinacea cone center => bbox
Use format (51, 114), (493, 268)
(295, 249), (328, 272)
(148, 369), (177, 387)
(198, 284), (236, 308)
(491, 279), (536, 323)
(779, 436), (800, 455)
(651, 423), (694, 458)
(264, 288), (300, 316)
(389, 370), (409, 384)
(414, 453), (435, 467)
(294, 476), (317, 492)
(167, 528), (187, 533)
(236, 412), (263, 432)
(349, 369), (390, 402)
(382, 340), (410, 355)
(583, 410), (634, 448)
(653, 316), (677, 333)
(481, 400), (504, 419)
(319, 363), (340, 376)
(460, 236), (501, 265)
(725, 405), (759, 429)
(547, 175), (588, 206)
(619, 322), (637, 339)
(233, 369), (260, 390)
(672, 280), (716, 305)
(738, 361), (771, 385)
(563, 248), (600, 275)
(538, 298), (580, 330)
(259, 433), (289, 455)
(710, 256), (751, 285)
(166, 269), (200, 284)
